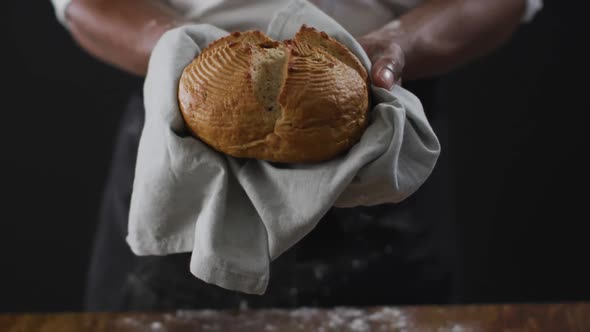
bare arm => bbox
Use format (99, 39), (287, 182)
(359, 0), (527, 88)
(65, 0), (189, 76)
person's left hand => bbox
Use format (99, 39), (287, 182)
(357, 24), (407, 90)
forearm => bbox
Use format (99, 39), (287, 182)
(66, 0), (186, 76)
(387, 0), (527, 80)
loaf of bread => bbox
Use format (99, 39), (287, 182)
(178, 25), (369, 163)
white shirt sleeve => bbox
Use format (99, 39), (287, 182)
(522, 0), (543, 23)
(50, 0), (71, 27)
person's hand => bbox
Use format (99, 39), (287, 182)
(66, 0), (192, 76)
(357, 22), (407, 90)
(357, 0), (529, 86)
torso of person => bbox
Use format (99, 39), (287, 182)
(71, 0), (543, 311)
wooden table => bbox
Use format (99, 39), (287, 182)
(1, 303), (589, 331)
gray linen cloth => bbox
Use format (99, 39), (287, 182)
(126, 0), (440, 295)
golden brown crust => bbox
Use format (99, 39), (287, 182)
(178, 26), (369, 163)
(204, 30), (274, 52)
(294, 25), (368, 82)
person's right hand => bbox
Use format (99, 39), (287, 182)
(357, 25), (407, 90)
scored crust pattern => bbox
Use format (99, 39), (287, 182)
(178, 25), (369, 163)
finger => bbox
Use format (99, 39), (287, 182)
(370, 43), (405, 90)
(371, 58), (396, 90)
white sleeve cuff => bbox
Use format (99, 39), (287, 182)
(522, 0), (543, 23)
(51, 0), (72, 27)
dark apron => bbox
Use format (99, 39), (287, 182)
(84, 80), (456, 312)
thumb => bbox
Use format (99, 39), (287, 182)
(370, 45), (405, 90)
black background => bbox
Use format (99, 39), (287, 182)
(1, 0), (589, 312)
